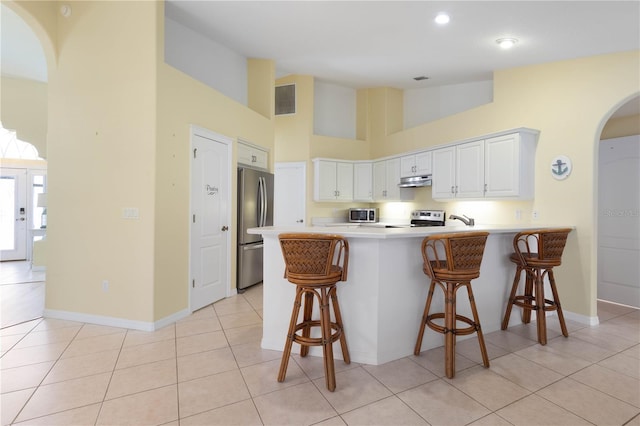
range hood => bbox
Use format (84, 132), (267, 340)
(398, 174), (432, 188)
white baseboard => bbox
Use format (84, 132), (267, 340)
(43, 308), (191, 332)
(562, 310), (599, 326)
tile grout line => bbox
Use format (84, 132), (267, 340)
(8, 321), (84, 425)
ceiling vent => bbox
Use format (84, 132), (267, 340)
(275, 84), (296, 115)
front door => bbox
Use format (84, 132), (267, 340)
(0, 168), (28, 261)
(190, 127), (231, 311)
(274, 162), (306, 226)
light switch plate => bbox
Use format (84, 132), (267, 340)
(122, 208), (139, 219)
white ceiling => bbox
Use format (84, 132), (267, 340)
(165, 1), (640, 90)
(2, 1), (639, 115)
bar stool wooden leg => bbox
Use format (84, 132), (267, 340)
(329, 287), (350, 364)
(522, 270), (534, 324)
(502, 266), (522, 330)
(414, 281), (436, 355)
(548, 270), (569, 337)
(278, 287), (303, 382)
(466, 283), (489, 368)
(300, 291), (314, 357)
(444, 282), (456, 379)
(319, 287), (336, 391)
(534, 271), (547, 345)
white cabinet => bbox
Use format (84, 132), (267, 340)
(456, 140), (484, 198)
(238, 140), (268, 169)
(484, 132), (536, 199)
(353, 162), (373, 201)
(432, 130), (537, 200)
(313, 159), (353, 202)
(400, 151), (432, 177)
(373, 157), (402, 201)
(432, 147), (456, 199)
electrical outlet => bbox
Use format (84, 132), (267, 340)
(532, 210), (539, 220)
(515, 209), (522, 220)
(102, 280), (109, 292)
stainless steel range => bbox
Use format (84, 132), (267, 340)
(411, 210), (446, 227)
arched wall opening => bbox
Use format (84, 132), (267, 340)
(595, 94), (640, 312)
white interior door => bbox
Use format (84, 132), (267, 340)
(190, 127), (231, 311)
(0, 168), (28, 261)
(598, 135), (640, 308)
(274, 162), (306, 226)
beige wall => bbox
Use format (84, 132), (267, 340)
(601, 113), (640, 139)
(247, 58), (275, 123)
(45, 1), (158, 321)
(0, 77), (48, 156)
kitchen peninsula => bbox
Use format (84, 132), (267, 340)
(248, 224), (569, 365)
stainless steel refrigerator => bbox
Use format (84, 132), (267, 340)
(237, 167), (274, 291)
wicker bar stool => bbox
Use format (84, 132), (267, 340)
(277, 233), (350, 392)
(501, 228), (572, 345)
(414, 232), (490, 379)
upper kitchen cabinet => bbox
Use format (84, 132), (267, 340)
(313, 159), (354, 202)
(400, 151), (432, 177)
(484, 131), (537, 199)
(238, 140), (268, 170)
(432, 143), (484, 199)
(373, 157), (402, 201)
(432, 129), (538, 200)
(353, 161), (373, 202)
(456, 140), (485, 198)
(432, 146), (456, 199)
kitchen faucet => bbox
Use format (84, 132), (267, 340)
(449, 214), (475, 226)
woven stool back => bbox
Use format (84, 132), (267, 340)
(279, 233), (349, 283)
(513, 228), (572, 267)
(422, 232), (489, 279)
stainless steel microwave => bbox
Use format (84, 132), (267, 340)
(349, 208), (378, 223)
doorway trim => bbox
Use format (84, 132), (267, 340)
(594, 92), (640, 319)
(188, 124), (233, 312)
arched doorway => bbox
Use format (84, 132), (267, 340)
(0, 1), (53, 328)
(597, 95), (640, 311)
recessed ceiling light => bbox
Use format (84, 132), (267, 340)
(434, 13), (450, 25)
(496, 38), (518, 49)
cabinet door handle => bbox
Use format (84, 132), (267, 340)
(451, 186), (455, 194)
(484, 183), (487, 193)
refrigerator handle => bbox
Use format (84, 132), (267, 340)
(258, 176), (265, 227)
(261, 176), (268, 227)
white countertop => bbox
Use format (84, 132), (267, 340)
(248, 223), (572, 239)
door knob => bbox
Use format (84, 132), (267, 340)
(16, 218), (25, 221)
(221, 226), (229, 231)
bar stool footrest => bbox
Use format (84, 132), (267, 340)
(426, 313), (479, 336)
(291, 320), (343, 347)
(512, 295), (559, 312)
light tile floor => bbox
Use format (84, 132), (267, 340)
(1, 277), (639, 425)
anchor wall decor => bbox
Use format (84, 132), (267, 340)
(551, 155), (572, 180)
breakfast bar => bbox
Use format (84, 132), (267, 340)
(248, 224), (568, 365)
